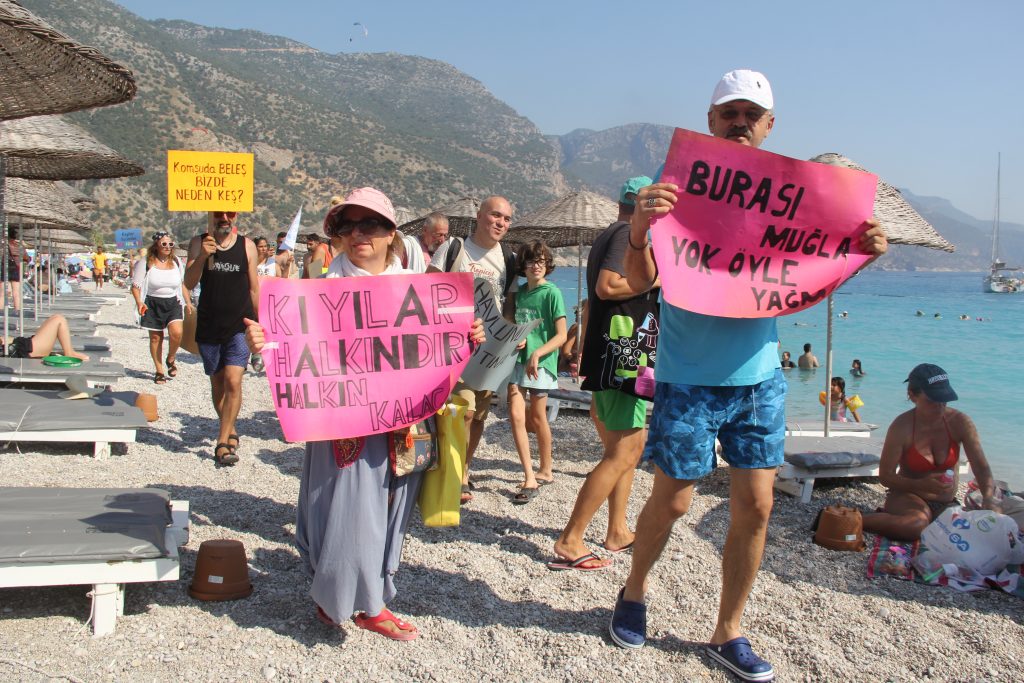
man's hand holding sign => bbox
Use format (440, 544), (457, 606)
(244, 272), (479, 442)
(630, 129), (888, 317)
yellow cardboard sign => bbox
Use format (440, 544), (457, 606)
(167, 150), (254, 212)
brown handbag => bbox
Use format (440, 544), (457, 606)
(812, 505), (866, 551)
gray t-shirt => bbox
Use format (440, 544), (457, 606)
(431, 236), (517, 302)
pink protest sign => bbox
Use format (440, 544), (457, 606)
(652, 128), (878, 317)
(259, 272), (475, 442)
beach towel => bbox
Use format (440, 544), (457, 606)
(866, 535), (1024, 599)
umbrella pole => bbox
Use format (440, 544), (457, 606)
(34, 222), (41, 317)
(18, 222), (24, 335)
(823, 294), (834, 436)
(576, 241), (583, 385)
(1, 154), (8, 346)
(48, 234), (54, 306)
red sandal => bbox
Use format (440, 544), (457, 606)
(353, 608), (419, 641)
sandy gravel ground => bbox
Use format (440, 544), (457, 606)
(0, 290), (1020, 683)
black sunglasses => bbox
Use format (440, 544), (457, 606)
(328, 216), (393, 237)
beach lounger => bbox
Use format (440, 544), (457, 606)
(0, 488), (189, 636)
(0, 359), (124, 387)
(0, 388), (146, 458)
(775, 436), (975, 503)
(544, 378), (657, 423)
(15, 319), (98, 335)
(775, 435), (884, 502)
(71, 335), (111, 351)
(785, 420), (878, 438)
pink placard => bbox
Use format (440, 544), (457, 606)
(259, 272), (475, 442)
(652, 129), (879, 317)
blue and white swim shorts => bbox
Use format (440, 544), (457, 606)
(644, 369), (787, 480)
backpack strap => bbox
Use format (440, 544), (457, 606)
(443, 237), (464, 273)
(500, 241), (517, 295)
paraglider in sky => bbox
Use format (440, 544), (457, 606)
(350, 22), (368, 42)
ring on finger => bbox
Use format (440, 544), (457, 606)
(646, 197), (657, 208)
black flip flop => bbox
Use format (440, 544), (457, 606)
(214, 443), (238, 467)
(511, 486), (539, 505)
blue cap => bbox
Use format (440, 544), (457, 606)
(619, 176), (653, 206)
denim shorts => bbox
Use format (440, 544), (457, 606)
(198, 332), (250, 376)
(644, 369), (787, 480)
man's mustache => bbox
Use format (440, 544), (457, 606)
(727, 126), (751, 137)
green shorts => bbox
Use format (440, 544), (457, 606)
(593, 389), (648, 431)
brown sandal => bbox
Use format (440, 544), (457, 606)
(153, 372), (167, 384)
(166, 356), (178, 378)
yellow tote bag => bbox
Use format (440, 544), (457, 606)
(418, 397), (468, 527)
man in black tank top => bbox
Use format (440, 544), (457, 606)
(185, 210), (260, 466)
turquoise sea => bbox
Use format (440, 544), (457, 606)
(548, 269), (1023, 491)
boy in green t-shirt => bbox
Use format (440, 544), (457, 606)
(507, 240), (567, 504)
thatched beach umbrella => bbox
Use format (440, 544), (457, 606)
(398, 196), (481, 240)
(0, 115), (144, 179)
(810, 153), (954, 433)
(507, 190), (621, 354)
(56, 181), (97, 208)
(0, 0), (136, 121)
(4, 177), (93, 231)
(3, 177), (95, 324)
(507, 190), (618, 248)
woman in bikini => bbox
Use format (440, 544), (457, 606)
(863, 363), (998, 541)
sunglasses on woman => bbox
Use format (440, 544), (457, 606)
(328, 217), (393, 237)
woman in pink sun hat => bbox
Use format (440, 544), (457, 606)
(245, 187), (485, 641)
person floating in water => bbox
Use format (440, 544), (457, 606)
(850, 359), (865, 377)
(820, 377), (862, 422)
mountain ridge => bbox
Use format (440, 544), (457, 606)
(17, 0), (1021, 272)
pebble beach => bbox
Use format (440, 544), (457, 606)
(0, 292), (1021, 683)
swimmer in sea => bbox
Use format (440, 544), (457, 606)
(850, 359), (865, 377)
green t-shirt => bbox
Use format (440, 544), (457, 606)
(514, 281), (566, 377)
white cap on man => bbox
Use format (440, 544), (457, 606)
(710, 69), (774, 110)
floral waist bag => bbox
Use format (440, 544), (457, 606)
(332, 416), (438, 477)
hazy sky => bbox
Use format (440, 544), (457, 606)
(116, 0), (1022, 225)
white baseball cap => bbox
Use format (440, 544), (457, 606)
(710, 69), (774, 110)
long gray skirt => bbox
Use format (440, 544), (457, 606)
(295, 435), (423, 624)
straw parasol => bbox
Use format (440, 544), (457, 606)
(809, 152), (955, 433)
(507, 190), (621, 354)
(811, 153), (955, 252)
(506, 190), (618, 248)
(398, 196), (480, 240)
(56, 181), (96, 208)
(3, 176), (93, 231)
(0, 0), (137, 121)
(0, 115), (144, 179)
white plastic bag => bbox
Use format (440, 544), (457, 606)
(915, 507), (1024, 578)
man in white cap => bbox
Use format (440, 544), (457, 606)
(608, 70), (889, 682)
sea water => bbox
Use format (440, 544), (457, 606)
(547, 269), (1023, 491)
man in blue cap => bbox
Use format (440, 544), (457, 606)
(548, 176), (660, 572)
(608, 69), (889, 682)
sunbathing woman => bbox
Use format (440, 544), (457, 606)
(3, 314), (89, 361)
(862, 363), (996, 541)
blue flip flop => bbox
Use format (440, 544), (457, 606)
(705, 637), (775, 682)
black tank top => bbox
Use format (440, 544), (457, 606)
(196, 235), (254, 344)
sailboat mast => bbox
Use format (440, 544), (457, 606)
(992, 153), (1001, 263)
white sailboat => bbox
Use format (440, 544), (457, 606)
(983, 154), (1023, 293)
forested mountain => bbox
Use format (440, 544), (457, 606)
(19, 0), (1019, 270)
